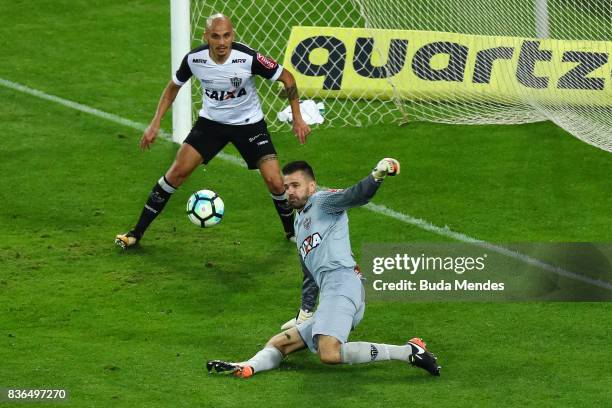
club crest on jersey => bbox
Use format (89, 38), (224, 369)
(230, 76), (242, 88)
(256, 53), (278, 69)
(300, 232), (322, 259)
(303, 217), (311, 230)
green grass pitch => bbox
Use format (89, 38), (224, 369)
(1, 1), (611, 407)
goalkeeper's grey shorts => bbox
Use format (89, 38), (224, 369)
(297, 268), (365, 353)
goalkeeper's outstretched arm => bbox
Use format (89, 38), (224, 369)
(318, 158), (400, 213)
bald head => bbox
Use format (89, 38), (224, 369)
(204, 13), (234, 62)
(205, 13), (232, 31)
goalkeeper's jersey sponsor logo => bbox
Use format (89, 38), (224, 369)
(300, 232), (322, 260)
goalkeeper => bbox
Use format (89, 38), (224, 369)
(207, 158), (441, 378)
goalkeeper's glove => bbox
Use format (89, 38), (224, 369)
(372, 158), (401, 181)
(280, 308), (313, 331)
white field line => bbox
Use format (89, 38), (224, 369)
(2, 77), (611, 291)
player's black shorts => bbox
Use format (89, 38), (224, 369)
(184, 117), (277, 170)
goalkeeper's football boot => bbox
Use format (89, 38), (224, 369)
(407, 337), (441, 376)
(115, 231), (140, 249)
(206, 360), (254, 378)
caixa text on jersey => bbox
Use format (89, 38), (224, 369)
(203, 88), (247, 101)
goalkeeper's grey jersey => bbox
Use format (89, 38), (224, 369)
(173, 42), (283, 125)
(295, 175), (381, 286)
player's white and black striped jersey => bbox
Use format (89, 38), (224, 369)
(294, 175), (382, 287)
(173, 42), (283, 125)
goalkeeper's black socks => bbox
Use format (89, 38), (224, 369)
(132, 176), (177, 239)
(271, 190), (295, 237)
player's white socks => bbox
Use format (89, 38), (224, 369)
(243, 346), (283, 373)
(340, 342), (412, 364)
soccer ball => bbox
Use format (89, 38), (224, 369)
(186, 189), (224, 227)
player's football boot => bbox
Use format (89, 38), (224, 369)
(286, 232), (297, 243)
(206, 360), (253, 378)
(115, 231), (140, 249)
(407, 337), (441, 376)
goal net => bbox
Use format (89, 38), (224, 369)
(190, 0), (611, 151)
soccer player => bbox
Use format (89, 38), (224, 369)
(207, 158), (441, 378)
(115, 13), (310, 248)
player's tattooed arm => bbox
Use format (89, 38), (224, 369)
(278, 68), (311, 144)
(285, 84), (299, 101)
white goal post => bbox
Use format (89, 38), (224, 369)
(534, 0), (550, 39)
(170, 0), (192, 143)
